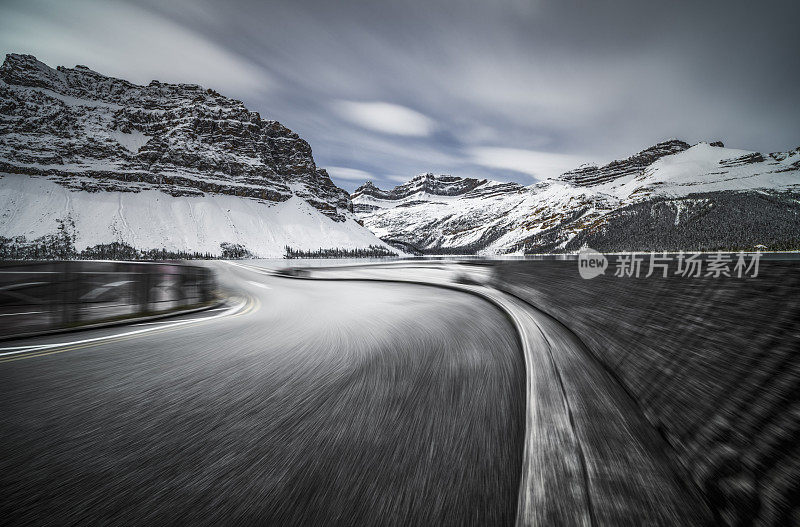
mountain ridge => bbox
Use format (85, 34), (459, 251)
(352, 141), (800, 254)
(0, 53), (353, 220)
(557, 139), (692, 187)
(0, 53), (394, 257)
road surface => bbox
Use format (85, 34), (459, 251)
(0, 262), (525, 526)
(281, 261), (713, 526)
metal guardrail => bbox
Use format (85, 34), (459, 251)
(0, 261), (216, 339)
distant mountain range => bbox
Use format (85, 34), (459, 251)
(0, 54), (391, 258)
(352, 140), (800, 254)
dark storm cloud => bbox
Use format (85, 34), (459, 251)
(2, 0), (798, 190)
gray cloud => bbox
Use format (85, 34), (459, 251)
(0, 0), (272, 96)
(333, 101), (436, 137)
(2, 0), (798, 191)
(326, 166), (375, 181)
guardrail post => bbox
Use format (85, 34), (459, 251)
(60, 260), (81, 326)
(138, 266), (151, 316)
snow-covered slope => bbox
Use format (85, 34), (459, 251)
(0, 173), (384, 258)
(352, 174), (532, 253)
(353, 142), (800, 254)
(585, 142), (799, 200)
(0, 53), (392, 257)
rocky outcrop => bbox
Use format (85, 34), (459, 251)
(352, 173), (496, 201)
(0, 53), (351, 221)
(559, 139), (690, 187)
(719, 152), (765, 167)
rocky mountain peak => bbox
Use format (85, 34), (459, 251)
(559, 139), (691, 187)
(0, 54), (352, 221)
(353, 140), (799, 255)
(353, 173), (491, 201)
(1, 53), (66, 91)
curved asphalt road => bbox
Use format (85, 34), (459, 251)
(0, 262), (524, 526)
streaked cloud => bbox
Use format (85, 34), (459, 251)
(325, 166), (375, 181)
(469, 147), (591, 181)
(386, 174), (417, 184)
(2, 0), (798, 192)
(333, 101), (435, 137)
(0, 0), (271, 97)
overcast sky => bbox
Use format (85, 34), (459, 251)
(2, 0), (798, 191)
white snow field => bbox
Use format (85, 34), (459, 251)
(0, 173), (391, 257)
(593, 143), (800, 199)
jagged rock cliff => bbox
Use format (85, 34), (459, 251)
(354, 174), (491, 200)
(0, 53), (351, 219)
(352, 174), (525, 215)
(559, 140), (691, 187)
(0, 54), (390, 257)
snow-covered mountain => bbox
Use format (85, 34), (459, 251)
(353, 141), (800, 254)
(0, 54), (392, 258)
